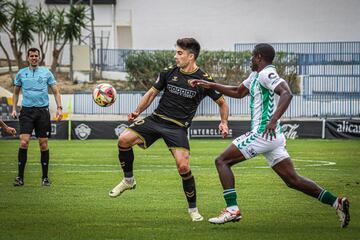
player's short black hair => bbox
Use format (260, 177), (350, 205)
(27, 48), (40, 57)
(253, 43), (275, 63)
(176, 38), (201, 60)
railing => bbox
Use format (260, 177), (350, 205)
(302, 75), (360, 95)
(73, 92), (360, 118)
(234, 42), (360, 54)
(234, 42), (360, 99)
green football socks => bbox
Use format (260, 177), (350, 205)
(318, 189), (337, 206)
(223, 188), (238, 207)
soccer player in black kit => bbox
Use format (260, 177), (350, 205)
(109, 38), (229, 221)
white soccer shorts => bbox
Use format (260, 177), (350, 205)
(232, 131), (290, 167)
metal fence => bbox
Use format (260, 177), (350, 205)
(74, 92), (360, 118)
(235, 42), (360, 98)
(234, 42), (360, 54)
(93, 42), (360, 118)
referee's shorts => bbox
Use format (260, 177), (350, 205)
(19, 107), (51, 138)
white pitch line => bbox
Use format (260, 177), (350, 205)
(0, 159), (337, 174)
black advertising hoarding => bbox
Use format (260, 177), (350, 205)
(190, 120), (322, 139)
(0, 121), (69, 140)
(190, 121), (251, 139)
(325, 119), (360, 139)
(1, 120), (326, 140)
(71, 121), (129, 140)
(281, 120), (322, 139)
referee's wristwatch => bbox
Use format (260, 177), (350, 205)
(57, 106), (63, 110)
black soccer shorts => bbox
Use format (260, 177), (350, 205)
(127, 114), (189, 150)
(19, 107), (51, 138)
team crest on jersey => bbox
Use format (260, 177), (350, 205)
(37, 76), (45, 84)
(163, 65), (174, 71)
(203, 72), (213, 80)
(171, 76), (178, 81)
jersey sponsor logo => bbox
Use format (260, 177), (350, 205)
(134, 119), (145, 126)
(167, 84), (196, 98)
(75, 123), (91, 140)
(282, 123), (299, 139)
(115, 124), (128, 136)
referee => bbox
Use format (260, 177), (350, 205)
(11, 47), (63, 187)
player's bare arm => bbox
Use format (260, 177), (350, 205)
(11, 86), (21, 119)
(263, 81), (293, 140)
(50, 84), (63, 121)
(216, 97), (229, 138)
(128, 87), (159, 122)
(190, 79), (249, 98)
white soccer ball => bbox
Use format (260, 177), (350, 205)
(93, 83), (117, 107)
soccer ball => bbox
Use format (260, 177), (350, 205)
(93, 83), (117, 107)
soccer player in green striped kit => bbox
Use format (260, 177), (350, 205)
(190, 43), (350, 227)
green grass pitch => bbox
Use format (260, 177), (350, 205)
(0, 139), (359, 240)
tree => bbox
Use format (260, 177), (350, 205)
(1, 0), (36, 69)
(0, 0), (13, 75)
(34, 4), (55, 66)
(50, 5), (87, 73)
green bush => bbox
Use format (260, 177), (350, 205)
(125, 50), (174, 90)
(273, 52), (301, 94)
(125, 50), (300, 94)
(197, 50), (252, 86)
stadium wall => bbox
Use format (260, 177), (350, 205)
(1, 119), (360, 140)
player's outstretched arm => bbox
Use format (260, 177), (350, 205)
(189, 79), (249, 98)
(128, 87), (159, 122)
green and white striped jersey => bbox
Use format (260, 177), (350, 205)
(243, 65), (285, 134)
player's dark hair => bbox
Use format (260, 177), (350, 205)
(27, 48), (40, 57)
(254, 43), (275, 63)
(176, 38), (201, 60)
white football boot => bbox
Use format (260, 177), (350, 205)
(188, 208), (204, 222)
(109, 178), (136, 197)
(335, 197), (350, 228)
(208, 209), (242, 224)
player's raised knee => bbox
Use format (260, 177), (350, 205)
(118, 136), (132, 149)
